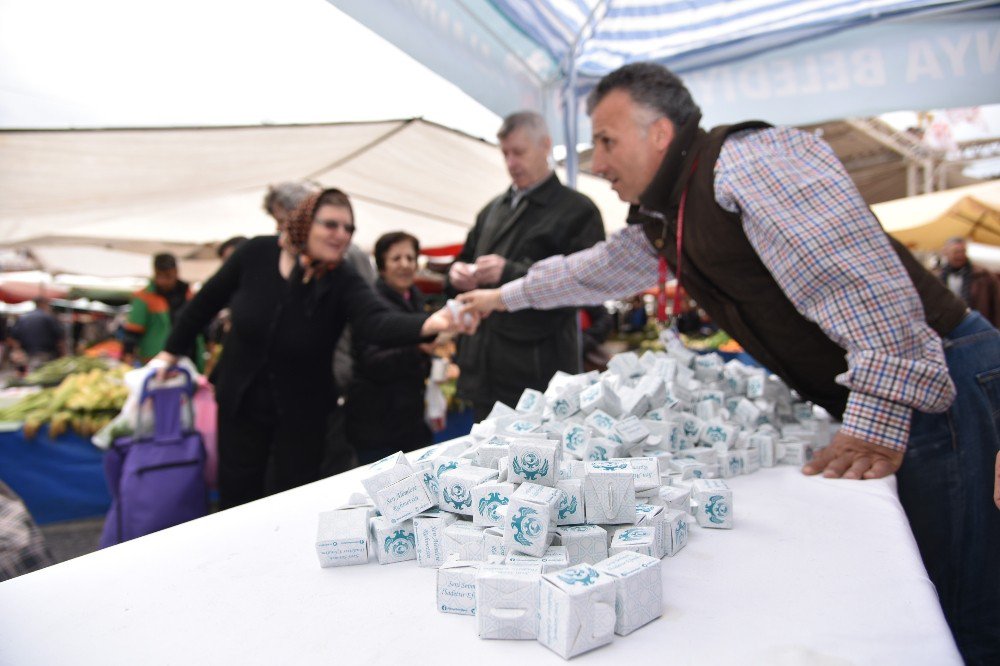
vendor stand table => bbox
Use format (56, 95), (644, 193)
(0, 458), (960, 665)
(0, 425), (110, 524)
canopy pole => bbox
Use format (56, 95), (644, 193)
(564, 62), (579, 189)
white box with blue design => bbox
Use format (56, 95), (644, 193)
(443, 521), (486, 561)
(661, 508), (689, 556)
(374, 472), (435, 524)
(582, 437), (625, 462)
(437, 559), (481, 616)
(583, 460), (636, 525)
(370, 515), (417, 565)
(595, 551), (663, 636)
(414, 510), (458, 567)
(438, 465), (498, 516)
(554, 479), (584, 525)
(508, 439), (560, 487)
(610, 526), (658, 557)
(505, 545), (569, 572)
(316, 507), (370, 568)
(692, 478), (733, 529)
(503, 483), (562, 557)
(360, 452), (414, 516)
(515, 388), (546, 414)
(555, 525), (608, 566)
(561, 423), (590, 459)
(537, 564), (617, 659)
(471, 481), (515, 527)
(476, 563), (543, 640)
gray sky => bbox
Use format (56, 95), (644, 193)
(0, 0), (502, 138)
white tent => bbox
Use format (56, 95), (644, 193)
(0, 118), (629, 278)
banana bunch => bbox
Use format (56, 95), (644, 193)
(20, 356), (112, 386)
(2, 366), (129, 439)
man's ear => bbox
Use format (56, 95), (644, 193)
(541, 135), (553, 153)
(651, 117), (674, 152)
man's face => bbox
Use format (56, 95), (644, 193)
(153, 268), (178, 293)
(944, 240), (968, 268)
(500, 127), (551, 191)
(590, 89), (673, 204)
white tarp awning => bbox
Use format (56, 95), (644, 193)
(0, 119), (629, 274)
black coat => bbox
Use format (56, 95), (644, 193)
(447, 173), (605, 409)
(165, 236), (427, 422)
(345, 279), (433, 453)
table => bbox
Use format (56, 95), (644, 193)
(0, 425), (110, 524)
(0, 462), (960, 665)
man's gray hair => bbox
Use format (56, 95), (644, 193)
(586, 62), (701, 127)
(944, 236), (967, 246)
(497, 111), (550, 141)
(263, 181), (320, 216)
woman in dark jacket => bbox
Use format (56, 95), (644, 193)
(347, 232), (434, 464)
(155, 189), (466, 509)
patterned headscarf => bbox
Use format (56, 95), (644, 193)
(283, 188), (354, 282)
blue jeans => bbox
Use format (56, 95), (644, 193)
(899, 311), (1000, 665)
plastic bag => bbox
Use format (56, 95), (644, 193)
(92, 357), (200, 450)
(424, 381), (447, 433)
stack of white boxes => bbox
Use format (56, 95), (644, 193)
(315, 333), (834, 659)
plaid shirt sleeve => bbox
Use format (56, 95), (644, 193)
(500, 224), (660, 311)
(714, 127), (956, 451)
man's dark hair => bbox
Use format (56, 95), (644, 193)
(217, 236), (247, 259)
(153, 253), (177, 272)
(586, 62), (701, 126)
(373, 231), (420, 272)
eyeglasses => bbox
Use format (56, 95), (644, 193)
(314, 220), (355, 234)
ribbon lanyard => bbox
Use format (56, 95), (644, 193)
(657, 159), (698, 324)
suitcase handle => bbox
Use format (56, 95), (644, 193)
(140, 366), (196, 404)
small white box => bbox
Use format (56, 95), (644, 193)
(557, 460), (586, 480)
(661, 508), (689, 556)
(739, 447), (761, 474)
(610, 526), (658, 557)
(360, 452), (414, 517)
(487, 401), (516, 420)
(471, 481), (516, 527)
(370, 516), (417, 564)
(503, 418), (542, 435)
(375, 471), (436, 524)
(777, 438), (815, 465)
(550, 387), (582, 420)
(579, 381), (622, 416)
(538, 565), (617, 659)
(475, 437), (510, 469)
(316, 508), (370, 568)
(439, 465), (499, 516)
(503, 483), (563, 556)
(701, 422), (738, 450)
(582, 438), (626, 462)
(608, 351), (642, 378)
(505, 545), (570, 573)
(617, 387), (651, 419)
(717, 451), (743, 478)
(414, 511), (459, 567)
(509, 439), (561, 487)
(437, 560), (481, 615)
(583, 461), (636, 525)
(634, 375), (667, 408)
(670, 457), (707, 480)
(476, 564), (543, 640)
(693, 353), (723, 382)
(555, 478), (585, 525)
(595, 551), (663, 636)
(585, 409), (619, 437)
(625, 457), (661, 492)
(653, 485), (691, 513)
(692, 479), (733, 529)
(443, 521), (486, 561)
(555, 525), (609, 565)
(613, 417), (650, 448)
(515, 388), (546, 414)
(562, 423), (591, 459)
(483, 526), (507, 561)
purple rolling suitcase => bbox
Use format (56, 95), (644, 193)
(99, 368), (208, 547)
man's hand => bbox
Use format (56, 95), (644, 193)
(994, 451), (999, 511)
(474, 254), (506, 286)
(457, 289), (506, 317)
(448, 261), (477, 293)
(802, 431), (904, 480)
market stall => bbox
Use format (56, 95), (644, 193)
(0, 458), (959, 665)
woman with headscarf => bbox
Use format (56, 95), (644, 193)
(155, 188), (469, 509)
(346, 231), (435, 465)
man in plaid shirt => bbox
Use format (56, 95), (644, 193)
(461, 63), (999, 663)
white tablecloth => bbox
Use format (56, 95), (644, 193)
(0, 463), (960, 665)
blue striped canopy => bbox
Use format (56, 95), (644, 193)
(331, 0), (999, 176)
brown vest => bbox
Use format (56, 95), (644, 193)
(634, 119), (967, 419)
